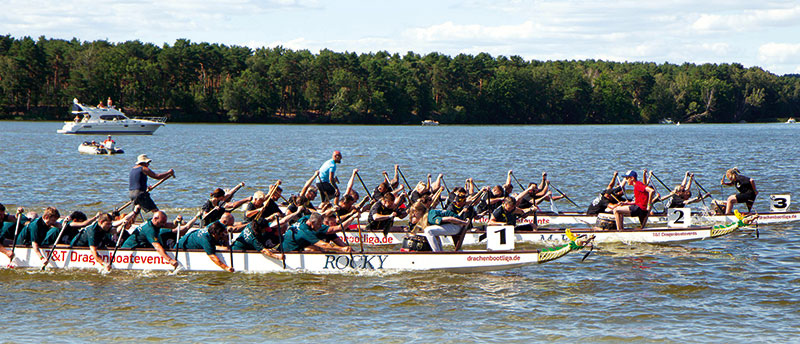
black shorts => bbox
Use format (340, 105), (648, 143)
(316, 182), (336, 203)
(735, 191), (756, 205)
(129, 190), (158, 212)
(630, 205), (648, 218)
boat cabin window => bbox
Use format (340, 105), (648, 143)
(99, 115), (126, 121)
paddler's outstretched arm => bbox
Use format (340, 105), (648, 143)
(141, 165), (174, 180)
(208, 254), (233, 272)
(344, 169), (358, 198)
(608, 171), (619, 189)
(151, 242), (178, 268)
(300, 170), (320, 197)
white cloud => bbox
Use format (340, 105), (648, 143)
(758, 43), (800, 63)
(406, 20), (539, 43)
(691, 5), (800, 32)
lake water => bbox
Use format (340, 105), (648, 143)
(1, 121), (799, 342)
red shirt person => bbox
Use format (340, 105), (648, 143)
(612, 170), (655, 230)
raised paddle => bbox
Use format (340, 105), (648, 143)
(397, 166), (413, 193)
(41, 220), (70, 270)
(510, 171), (525, 190)
(355, 171), (372, 202)
(115, 174), (174, 213)
(274, 215), (286, 269)
(549, 182), (579, 208)
(8, 207), (24, 266)
(649, 172), (671, 192)
(252, 180), (282, 222)
(351, 197), (369, 253)
(109, 206), (141, 267)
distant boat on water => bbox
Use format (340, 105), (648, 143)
(787, 117), (796, 124)
(57, 98), (166, 135)
(421, 119), (439, 126)
(659, 118), (675, 124)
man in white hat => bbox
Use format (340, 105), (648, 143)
(129, 154), (174, 213)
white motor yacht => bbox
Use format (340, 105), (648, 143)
(57, 99), (166, 135)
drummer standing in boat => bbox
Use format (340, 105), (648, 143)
(316, 150), (342, 204)
(129, 154), (174, 213)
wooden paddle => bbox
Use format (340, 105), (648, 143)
(510, 171), (525, 190)
(549, 182), (579, 208)
(109, 206), (141, 267)
(333, 210), (355, 263)
(397, 166), (413, 193)
(41, 221), (70, 270)
(355, 171), (372, 203)
(115, 174), (173, 213)
(8, 208), (24, 265)
(252, 180), (282, 222)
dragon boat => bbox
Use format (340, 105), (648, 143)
(341, 212), (759, 246)
(1, 233), (594, 274)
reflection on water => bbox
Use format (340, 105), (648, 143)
(1, 121), (799, 342)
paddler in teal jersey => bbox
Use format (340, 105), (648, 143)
(121, 211), (179, 268)
(177, 215), (234, 272)
(69, 213), (114, 271)
(15, 207), (60, 265)
(0, 203), (28, 261)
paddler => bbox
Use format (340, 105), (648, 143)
(317, 211), (358, 249)
(612, 170), (656, 230)
(279, 212), (352, 253)
(120, 211), (179, 268)
(0, 204), (28, 260)
(129, 154), (174, 213)
(232, 216), (284, 260)
(367, 193), (401, 233)
(720, 167), (758, 214)
(201, 185), (250, 226)
(407, 201), (468, 252)
(15, 207), (60, 265)
(177, 218), (234, 272)
(658, 172), (709, 210)
(68, 213), (116, 271)
(488, 194), (538, 230)
(316, 150), (342, 204)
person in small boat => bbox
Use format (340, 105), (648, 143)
(317, 150), (342, 204)
(15, 207), (60, 265)
(279, 212), (352, 253)
(232, 216), (284, 260)
(120, 211), (179, 268)
(177, 219), (234, 272)
(102, 135), (115, 150)
(129, 154), (174, 213)
(407, 201), (468, 252)
(613, 170), (656, 230)
(719, 167), (758, 214)
(201, 184), (250, 226)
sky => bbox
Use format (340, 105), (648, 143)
(2, 0), (799, 75)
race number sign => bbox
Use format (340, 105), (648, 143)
(667, 208), (691, 228)
(770, 194), (791, 212)
(487, 226), (515, 251)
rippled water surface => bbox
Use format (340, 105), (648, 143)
(1, 121), (799, 343)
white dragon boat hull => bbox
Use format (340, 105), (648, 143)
(349, 210), (799, 227)
(1, 245), (581, 273)
(341, 222), (752, 246)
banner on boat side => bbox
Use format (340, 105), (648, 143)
(667, 208), (691, 228)
(487, 225), (515, 251)
(770, 194), (791, 212)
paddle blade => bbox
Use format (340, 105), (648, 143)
(734, 209), (744, 221)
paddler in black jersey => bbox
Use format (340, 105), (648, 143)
(720, 167), (758, 214)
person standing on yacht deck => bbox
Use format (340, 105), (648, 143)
(129, 154), (174, 213)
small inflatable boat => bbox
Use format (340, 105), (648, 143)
(78, 142), (124, 155)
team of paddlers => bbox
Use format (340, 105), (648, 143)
(0, 150), (758, 272)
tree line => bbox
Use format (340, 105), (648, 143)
(2, 35), (799, 124)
